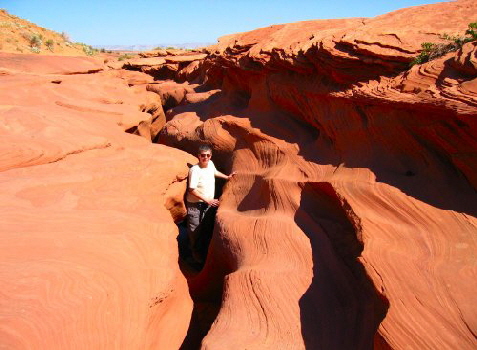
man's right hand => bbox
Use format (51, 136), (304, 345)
(207, 199), (220, 207)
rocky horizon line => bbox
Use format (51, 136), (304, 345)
(92, 43), (214, 51)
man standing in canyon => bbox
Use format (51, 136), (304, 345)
(186, 144), (236, 265)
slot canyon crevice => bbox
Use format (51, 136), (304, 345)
(1, 1), (476, 349)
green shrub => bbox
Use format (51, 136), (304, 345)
(45, 39), (54, 51)
(30, 46), (40, 54)
(82, 44), (97, 56)
(30, 33), (43, 48)
(74, 42), (97, 55)
(118, 53), (134, 61)
(21, 32), (43, 48)
(411, 22), (477, 66)
(465, 22), (477, 40)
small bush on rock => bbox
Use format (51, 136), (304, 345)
(45, 39), (54, 51)
(118, 54), (134, 61)
(29, 33), (43, 48)
(77, 43), (98, 56)
(411, 22), (477, 66)
(466, 22), (477, 40)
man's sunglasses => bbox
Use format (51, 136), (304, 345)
(199, 154), (211, 158)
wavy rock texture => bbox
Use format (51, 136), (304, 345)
(156, 0), (477, 349)
(0, 53), (195, 349)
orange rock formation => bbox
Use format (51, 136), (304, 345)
(157, 0), (477, 349)
(1, 0), (476, 349)
(0, 53), (195, 348)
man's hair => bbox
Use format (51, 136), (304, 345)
(198, 144), (212, 154)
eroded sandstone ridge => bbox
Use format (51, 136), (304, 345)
(0, 54), (195, 348)
(154, 0), (477, 349)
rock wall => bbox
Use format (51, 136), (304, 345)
(0, 53), (195, 349)
(157, 0), (477, 349)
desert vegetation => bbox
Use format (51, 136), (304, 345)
(45, 39), (54, 51)
(411, 22), (477, 66)
(0, 9), (97, 55)
(118, 53), (135, 61)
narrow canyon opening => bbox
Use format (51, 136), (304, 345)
(135, 68), (393, 349)
(115, 16), (477, 347)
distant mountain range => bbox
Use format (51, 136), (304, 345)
(93, 43), (213, 51)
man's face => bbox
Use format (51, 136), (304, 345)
(198, 150), (212, 166)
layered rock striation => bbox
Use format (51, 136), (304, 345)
(154, 0), (477, 349)
(0, 53), (195, 349)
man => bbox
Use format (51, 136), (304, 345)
(186, 144), (236, 264)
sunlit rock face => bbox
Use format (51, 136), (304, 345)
(1, 0), (476, 349)
(0, 53), (195, 349)
(157, 0), (477, 349)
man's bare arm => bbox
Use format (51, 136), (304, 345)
(215, 170), (237, 180)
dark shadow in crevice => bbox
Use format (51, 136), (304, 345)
(296, 182), (389, 350)
(179, 300), (221, 350)
(177, 213), (225, 350)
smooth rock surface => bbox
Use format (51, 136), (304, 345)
(0, 53), (195, 349)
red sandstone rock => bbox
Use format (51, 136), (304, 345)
(177, 60), (204, 83)
(2, 1), (477, 349)
(165, 54), (207, 63)
(206, 0), (477, 83)
(147, 81), (197, 111)
(158, 1), (477, 349)
(139, 49), (168, 57)
(123, 57), (167, 69)
(121, 51), (207, 82)
(0, 52), (104, 74)
(0, 53), (195, 349)
(139, 49), (202, 58)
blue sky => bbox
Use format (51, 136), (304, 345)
(4, 0), (443, 45)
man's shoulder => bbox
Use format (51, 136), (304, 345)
(189, 164), (200, 172)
